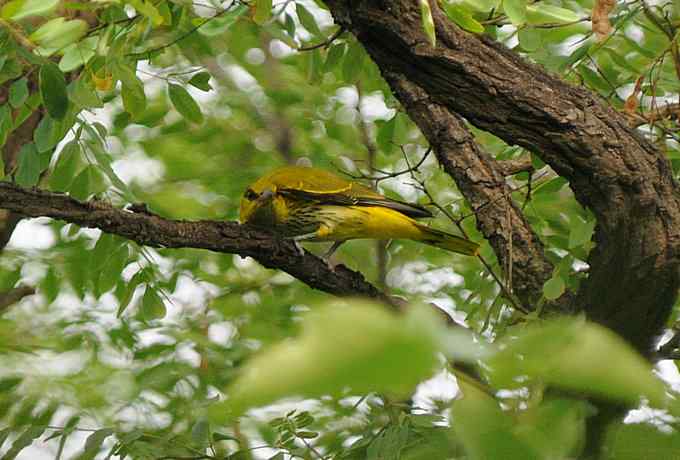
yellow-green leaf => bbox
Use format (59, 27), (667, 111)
(542, 275), (565, 300)
(1, 0), (59, 20)
(127, 0), (164, 26)
(168, 83), (203, 124)
(253, 0), (272, 25)
(30, 18), (88, 52)
(526, 4), (582, 24)
(504, 0), (527, 25)
(420, 0), (436, 47)
(444, 5), (485, 34)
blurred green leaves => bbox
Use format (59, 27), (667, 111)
(210, 301), (444, 421)
(486, 318), (666, 406)
(1, 0), (59, 21)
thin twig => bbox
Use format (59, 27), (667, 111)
(298, 27), (345, 51)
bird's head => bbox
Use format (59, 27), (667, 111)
(239, 185), (276, 227)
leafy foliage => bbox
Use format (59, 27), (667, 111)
(0, 1), (679, 459)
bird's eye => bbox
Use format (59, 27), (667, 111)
(244, 188), (259, 200)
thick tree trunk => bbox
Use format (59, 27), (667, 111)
(324, 0), (680, 356)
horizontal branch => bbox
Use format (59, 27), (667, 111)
(0, 183), (392, 304)
(0, 285), (35, 315)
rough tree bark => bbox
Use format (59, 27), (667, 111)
(323, 0), (680, 357)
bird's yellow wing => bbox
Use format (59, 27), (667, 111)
(248, 166), (432, 218)
(248, 166), (375, 195)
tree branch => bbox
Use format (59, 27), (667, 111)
(0, 285), (35, 315)
(0, 183), (393, 305)
(497, 157), (534, 176)
(384, 74), (553, 309)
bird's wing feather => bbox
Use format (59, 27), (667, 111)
(278, 188), (433, 219)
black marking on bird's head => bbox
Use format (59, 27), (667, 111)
(244, 188), (259, 201)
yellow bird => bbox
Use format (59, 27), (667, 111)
(239, 166), (479, 257)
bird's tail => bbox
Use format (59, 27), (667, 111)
(414, 223), (480, 256)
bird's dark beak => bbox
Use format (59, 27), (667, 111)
(257, 188), (274, 203)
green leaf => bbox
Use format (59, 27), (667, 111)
(444, 5), (485, 34)
(96, 242), (129, 295)
(542, 275), (565, 300)
(2, 425), (47, 460)
(1, 0), (59, 20)
(168, 83), (203, 124)
(568, 215), (595, 248)
(188, 72), (212, 92)
(307, 48), (322, 84)
(29, 18), (88, 53)
(70, 76), (103, 109)
(0, 104), (12, 149)
(14, 143), (41, 186)
(376, 114), (397, 153)
(191, 418), (210, 449)
(117, 270), (145, 317)
(342, 41), (365, 83)
(0, 376), (21, 393)
(526, 4), (582, 24)
(198, 5), (248, 36)
(9, 77), (28, 108)
(39, 62), (69, 120)
(296, 4), (321, 38)
(122, 76), (146, 117)
(90, 143), (133, 200)
(70, 164), (105, 200)
(42, 266), (60, 303)
(504, 0), (527, 25)
(34, 115), (61, 153)
(296, 431), (318, 439)
(459, 0), (501, 12)
(419, 0), (436, 47)
(323, 42), (346, 72)
(518, 27), (542, 52)
(605, 423), (680, 460)
(49, 140), (82, 192)
(140, 285), (166, 321)
(515, 398), (587, 459)
(284, 12), (296, 38)
(0, 57), (22, 86)
(253, 0), (272, 25)
(113, 60), (147, 116)
(59, 37), (97, 72)
(209, 301), (441, 422)
(74, 428), (113, 460)
(127, 0), (164, 26)
(485, 318), (667, 406)
(453, 380), (540, 460)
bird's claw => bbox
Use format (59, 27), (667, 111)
(293, 240), (305, 257)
